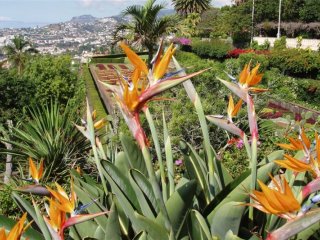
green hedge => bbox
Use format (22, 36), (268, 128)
(269, 49), (320, 79)
(191, 39), (233, 60)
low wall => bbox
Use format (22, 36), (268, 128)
(253, 37), (320, 51)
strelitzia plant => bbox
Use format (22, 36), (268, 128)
(207, 63), (267, 219)
(100, 40), (207, 234)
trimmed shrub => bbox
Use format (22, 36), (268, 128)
(273, 36), (287, 50)
(269, 48), (320, 79)
(191, 39), (233, 60)
(238, 53), (270, 72)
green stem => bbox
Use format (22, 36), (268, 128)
(91, 139), (109, 195)
(144, 108), (168, 201)
(249, 136), (258, 221)
(141, 146), (174, 237)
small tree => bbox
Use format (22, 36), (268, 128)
(114, 0), (177, 65)
(2, 35), (38, 75)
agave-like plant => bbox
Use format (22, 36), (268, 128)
(0, 101), (92, 182)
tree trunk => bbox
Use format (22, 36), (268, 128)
(147, 46), (154, 69)
(3, 120), (13, 184)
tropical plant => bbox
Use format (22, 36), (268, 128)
(0, 102), (93, 182)
(172, 0), (211, 16)
(114, 0), (177, 65)
(2, 35), (38, 75)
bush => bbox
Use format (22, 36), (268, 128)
(261, 68), (320, 110)
(0, 70), (36, 124)
(273, 36), (287, 50)
(227, 48), (270, 58)
(269, 48), (320, 79)
(191, 39), (233, 60)
(22, 55), (85, 111)
(232, 31), (251, 48)
(238, 52), (270, 72)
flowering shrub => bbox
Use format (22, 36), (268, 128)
(227, 48), (270, 58)
(172, 37), (192, 46)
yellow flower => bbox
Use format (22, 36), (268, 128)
(227, 95), (242, 122)
(47, 180), (76, 215)
(0, 213), (30, 240)
(248, 175), (300, 219)
(29, 157), (44, 184)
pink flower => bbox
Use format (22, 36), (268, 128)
(175, 159), (183, 166)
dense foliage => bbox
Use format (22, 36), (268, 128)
(23, 54), (84, 108)
(0, 70), (35, 123)
(191, 39), (233, 60)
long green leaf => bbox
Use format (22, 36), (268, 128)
(120, 134), (148, 177)
(144, 108), (167, 201)
(101, 159), (141, 212)
(163, 112), (175, 196)
(105, 203), (122, 240)
(210, 201), (245, 239)
(190, 210), (211, 240)
(156, 180), (197, 237)
(129, 169), (157, 219)
(182, 143), (210, 206)
(206, 162), (277, 222)
(135, 212), (169, 240)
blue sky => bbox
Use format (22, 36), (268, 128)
(0, 0), (232, 24)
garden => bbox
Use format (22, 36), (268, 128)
(1, 0), (320, 240)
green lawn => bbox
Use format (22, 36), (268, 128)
(82, 65), (108, 120)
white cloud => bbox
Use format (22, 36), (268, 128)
(0, 16), (12, 21)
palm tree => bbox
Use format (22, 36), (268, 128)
(114, 0), (177, 65)
(2, 35), (38, 75)
(172, 0), (211, 16)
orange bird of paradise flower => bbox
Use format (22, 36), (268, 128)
(247, 174), (300, 220)
(46, 180), (77, 216)
(44, 183), (109, 240)
(218, 62), (268, 103)
(0, 213), (31, 240)
(275, 132), (320, 178)
(29, 157), (44, 184)
(101, 41), (207, 147)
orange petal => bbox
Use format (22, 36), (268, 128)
(153, 44), (176, 81)
(232, 99), (243, 117)
(301, 128), (311, 149)
(29, 157), (37, 180)
(239, 63), (250, 85)
(119, 42), (148, 75)
(227, 95), (234, 120)
(0, 228), (6, 239)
